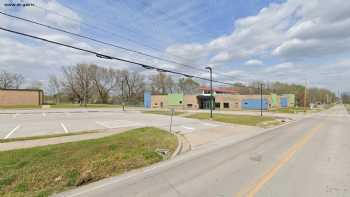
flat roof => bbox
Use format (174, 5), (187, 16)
(0, 88), (43, 92)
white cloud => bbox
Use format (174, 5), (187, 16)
(166, 0), (350, 62)
(264, 62), (294, 72)
(244, 59), (263, 66)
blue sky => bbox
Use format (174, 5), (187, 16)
(1, 0), (350, 93)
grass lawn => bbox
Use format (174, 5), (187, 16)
(143, 110), (186, 116)
(0, 131), (97, 143)
(187, 113), (279, 127)
(50, 103), (122, 108)
(0, 105), (41, 109)
(0, 127), (177, 197)
(270, 107), (308, 113)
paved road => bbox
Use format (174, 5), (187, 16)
(56, 105), (350, 197)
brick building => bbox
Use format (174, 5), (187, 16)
(144, 86), (295, 110)
(0, 89), (43, 106)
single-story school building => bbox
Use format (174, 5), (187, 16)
(144, 86), (295, 110)
(0, 89), (44, 106)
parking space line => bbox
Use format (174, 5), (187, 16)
(96, 121), (112, 129)
(12, 113), (18, 118)
(181, 126), (195, 130)
(42, 112), (46, 117)
(203, 122), (218, 127)
(4, 125), (21, 139)
(60, 122), (69, 133)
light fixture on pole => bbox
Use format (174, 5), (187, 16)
(205, 66), (213, 118)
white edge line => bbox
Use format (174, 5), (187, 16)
(60, 122), (69, 133)
(4, 125), (21, 139)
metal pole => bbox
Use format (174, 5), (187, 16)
(205, 67), (213, 118)
(260, 83), (263, 117)
(304, 80), (307, 113)
(169, 108), (174, 133)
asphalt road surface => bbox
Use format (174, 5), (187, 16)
(57, 105), (350, 197)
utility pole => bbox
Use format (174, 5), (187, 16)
(121, 78), (125, 112)
(304, 80), (307, 113)
(205, 66), (213, 118)
(260, 83), (263, 117)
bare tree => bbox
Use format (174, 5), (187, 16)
(47, 75), (62, 104)
(62, 66), (82, 104)
(177, 78), (200, 94)
(120, 70), (145, 102)
(0, 70), (24, 89)
(149, 72), (175, 94)
(91, 66), (119, 104)
(75, 64), (95, 106)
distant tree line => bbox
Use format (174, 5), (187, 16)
(0, 70), (24, 89)
(45, 64), (200, 106)
(1, 66), (336, 107)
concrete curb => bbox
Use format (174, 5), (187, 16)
(170, 133), (183, 159)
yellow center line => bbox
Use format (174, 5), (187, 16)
(235, 123), (323, 197)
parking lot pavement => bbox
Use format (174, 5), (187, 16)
(0, 109), (233, 139)
(0, 109), (272, 151)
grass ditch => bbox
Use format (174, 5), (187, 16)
(187, 113), (280, 127)
(0, 127), (177, 197)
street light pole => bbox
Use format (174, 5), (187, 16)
(260, 83), (263, 116)
(205, 66), (213, 118)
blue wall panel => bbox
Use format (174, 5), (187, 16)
(144, 91), (151, 108)
(280, 97), (288, 108)
(241, 99), (268, 110)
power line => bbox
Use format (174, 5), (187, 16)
(32, 5), (205, 68)
(0, 27), (235, 86)
(0, 11), (208, 73)
(30, 5), (239, 80)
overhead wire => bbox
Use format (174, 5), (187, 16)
(0, 26), (235, 86)
(30, 5), (239, 80)
(0, 11), (207, 73)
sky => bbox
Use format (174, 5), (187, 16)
(0, 0), (349, 93)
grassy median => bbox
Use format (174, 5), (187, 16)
(143, 110), (185, 116)
(49, 103), (122, 108)
(0, 131), (97, 143)
(0, 127), (177, 197)
(187, 113), (279, 127)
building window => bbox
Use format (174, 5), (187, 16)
(187, 104), (193, 108)
(224, 102), (230, 108)
(215, 102), (221, 108)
